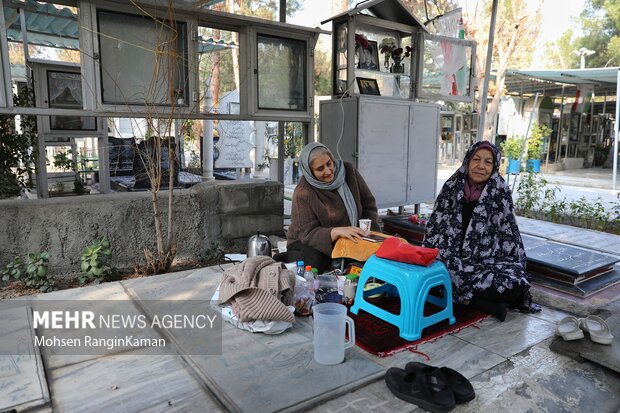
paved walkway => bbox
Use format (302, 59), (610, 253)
(2, 261), (618, 412)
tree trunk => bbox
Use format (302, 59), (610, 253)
(211, 29), (221, 109)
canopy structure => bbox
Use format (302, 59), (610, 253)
(500, 67), (620, 189)
(3, 0), (231, 52)
(502, 67), (620, 97)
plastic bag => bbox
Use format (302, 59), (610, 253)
(293, 275), (315, 316)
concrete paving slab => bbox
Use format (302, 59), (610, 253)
(464, 340), (620, 413)
(49, 353), (224, 413)
(0, 306), (50, 413)
(454, 312), (557, 358)
(126, 265), (384, 413)
(550, 313), (620, 373)
(358, 334), (505, 379)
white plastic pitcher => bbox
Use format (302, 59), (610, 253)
(312, 303), (355, 365)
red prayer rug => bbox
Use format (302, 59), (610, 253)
(349, 297), (489, 358)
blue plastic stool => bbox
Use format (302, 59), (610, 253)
(350, 254), (455, 341)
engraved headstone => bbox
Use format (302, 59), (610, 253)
(215, 90), (253, 168)
(108, 137), (135, 176)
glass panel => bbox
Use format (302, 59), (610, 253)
(47, 71), (96, 130)
(334, 23), (347, 95)
(97, 10), (188, 106)
(257, 35), (306, 111)
(354, 73), (410, 99)
(197, 26), (239, 114)
(421, 34), (473, 100)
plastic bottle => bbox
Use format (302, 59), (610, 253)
(296, 261), (305, 278)
(344, 274), (359, 305)
(311, 268), (320, 291)
(304, 265), (314, 290)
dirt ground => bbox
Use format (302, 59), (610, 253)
(0, 258), (213, 300)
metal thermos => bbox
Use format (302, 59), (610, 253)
(247, 231), (272, 257)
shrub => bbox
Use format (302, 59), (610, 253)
(500, 137), (524, 160)
(24, 252), (55, 292)
(515, 173), (620, 235)
(1, 257), (23, 282)
(527, 124), (551, 160)
(80, 237), (114, 284)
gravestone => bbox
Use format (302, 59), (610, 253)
(523, 240), (619, 282)
(215, 91), (253, 169)
(133, 139), (179, 190)
(108, 137), (135, 176)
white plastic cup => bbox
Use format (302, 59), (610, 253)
(312, 303), (355, 365)
(358, 219), (371, 235)
(277, 240), (288, 253)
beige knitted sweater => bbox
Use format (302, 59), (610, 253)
(218, 256), (296, 323)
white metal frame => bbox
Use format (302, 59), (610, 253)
(80, 0), (200, 117)
(30, 60), (106, 136)
(242, 26), (318, 120)
(0, 4), (12, 108)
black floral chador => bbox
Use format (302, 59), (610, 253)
(424, 141), (539, 313)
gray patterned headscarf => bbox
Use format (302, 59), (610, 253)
(299, 142), (358, 227)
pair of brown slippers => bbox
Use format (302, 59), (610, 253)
(385, 362), (475, 413)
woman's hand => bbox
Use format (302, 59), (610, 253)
(331, 226), (367, 242)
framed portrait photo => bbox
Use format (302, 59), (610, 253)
(356, 77), (380, 96)
(357, 40), (379, 71)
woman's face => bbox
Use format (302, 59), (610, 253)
(467, 148), (494, 185)
(310, 152), (335, 183)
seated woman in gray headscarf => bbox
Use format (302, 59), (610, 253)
(285, 142), (380, 272)
(424, 141), (540, 321)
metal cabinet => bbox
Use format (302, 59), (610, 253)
(319, 96), (439, 208)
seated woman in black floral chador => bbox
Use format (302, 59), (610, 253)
(424, 141), (540, 321)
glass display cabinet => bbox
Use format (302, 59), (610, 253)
(323, 0), (476, 102)
(320, 1), (476, 208)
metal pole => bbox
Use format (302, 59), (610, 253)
(202, 81), (214, 180)
(612, 68), (619, 190)
(477, 0), (499, 141)
(556, 86), (565, 162)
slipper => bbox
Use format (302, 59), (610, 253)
(579, 315), (614, 345)
(406, 362), (475, 404)
(556, 316), (585, 341)
(384, 367), (455, 413)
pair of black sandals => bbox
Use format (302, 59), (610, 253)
(385, 362), (475, 412)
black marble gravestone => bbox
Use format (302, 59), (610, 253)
(133, 139), (179, 190)
(108, 137), (135, 176)
(522, 235), (619, 282)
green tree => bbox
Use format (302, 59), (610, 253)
(545, 0), (620, 69)
(541, 30), (579, 69)
(0, 88), (37, 199)
(575, 0), (620, 67)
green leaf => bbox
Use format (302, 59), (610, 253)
(37, 266), (47, 277)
